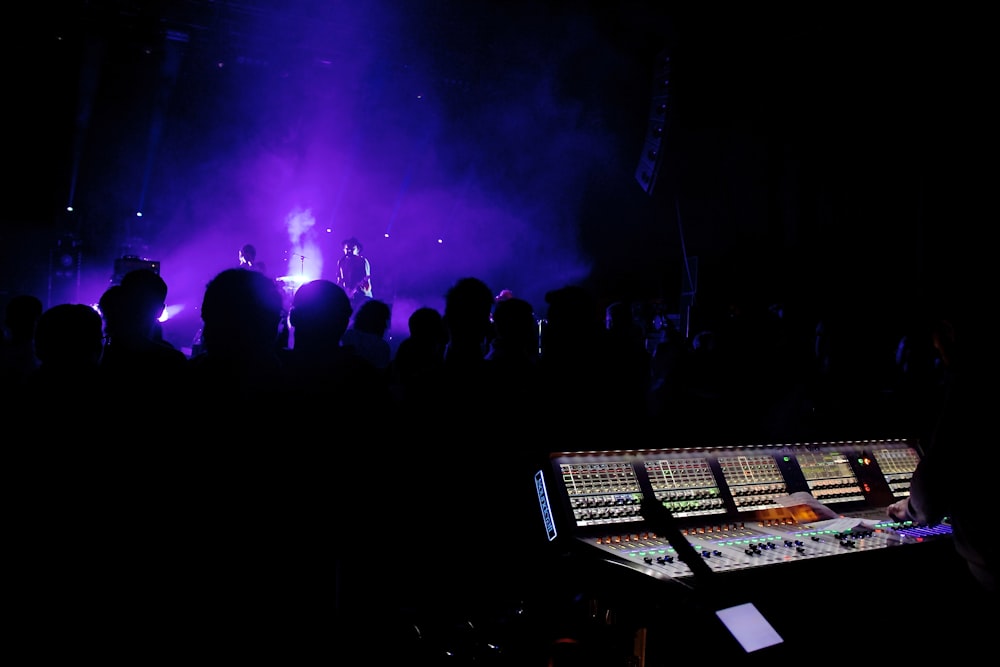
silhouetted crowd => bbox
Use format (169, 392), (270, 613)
(2, 265), (993, 662)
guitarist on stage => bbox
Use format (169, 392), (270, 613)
(336, 237), (373, 310)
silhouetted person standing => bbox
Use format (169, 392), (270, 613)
(388, 305), (446, 404)
(181, 267), (325, 659)
(19, 303), (106, 424)
(186, 267), (290, 415)
(341, 298), (392, 372)
(98, 271), (188, 425)
(336, 237), (372, 312)
(280, 278), (388, 413)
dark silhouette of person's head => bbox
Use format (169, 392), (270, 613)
(239, 243), (257, 266)
(121, 267), (167, 301)
(490, 296), (538, 360)
(389, 306), (446, 403)
(407, 306), (447, 346)
(539, 284), (646, 437)
(350, 299), (391, 337)
(34, 303), (104, 370)
(20, 303), (105, 426)
(341, 299), (392, 371)
(98, 276), (187, 423)
(122, 267), (167, 297)
(98, 284), (127, 339)
(189, 268), (290, 418)
(200, 267), (284, 359)
(542, 284), (602, 357)
(443, 276), (494, 360)
(113, 269), (169, 341)
(289, 279), (353, 347)
(284, 279), (389, 417)
(341, 237), (362, 255)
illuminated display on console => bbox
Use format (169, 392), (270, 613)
(795, 450), (865, 504)
(559, 461), (643, 527)
(871, 443), (922, 498)
(644, 456), (726, 518)
(535, 470), (557, 541)
(716, 454), (788, 512)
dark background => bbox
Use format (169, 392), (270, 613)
(1, 2), (988, 350)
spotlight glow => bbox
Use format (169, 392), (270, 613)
(161, 304), (185, 322)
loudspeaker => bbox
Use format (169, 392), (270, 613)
(47, 235), (83, 307)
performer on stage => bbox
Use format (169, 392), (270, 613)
(238, 243), (268, 275)
(336, 237), (372, 309)
(235, 241), (291, 346)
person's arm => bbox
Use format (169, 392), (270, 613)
(886, 497), (912, 522)
(902, 444), (953, 526)
(887, 452), (947, 525)
(889, 377), (966, 527)
(335, 259), (346, 288)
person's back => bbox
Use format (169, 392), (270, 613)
(389, 305), (446, 390)
(281, 279), (387, 413)
(538, 284), (630, 435)
(100, 271), (188, 414)
(884, 304), (997, 654)
(19, 303), (106, 422)
(394, 285), (498, 417)
(186, 267), (290, 418)
(12, 301), (170, 658)
(486, 297), (538, 364)
(442, 277), (493, 364)
(384, 277), (545, 621)
(340, 298), (392, 372)
(175, 269), (325, 653)
(888, 307), (995, 593)
(283, 279), (352, 364)
(486, 297), (542, 407)
(415, 276), (500, 420)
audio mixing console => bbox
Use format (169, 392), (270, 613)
(535, 437), (951, 583)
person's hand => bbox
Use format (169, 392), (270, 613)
(887, 498), (910, 522)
